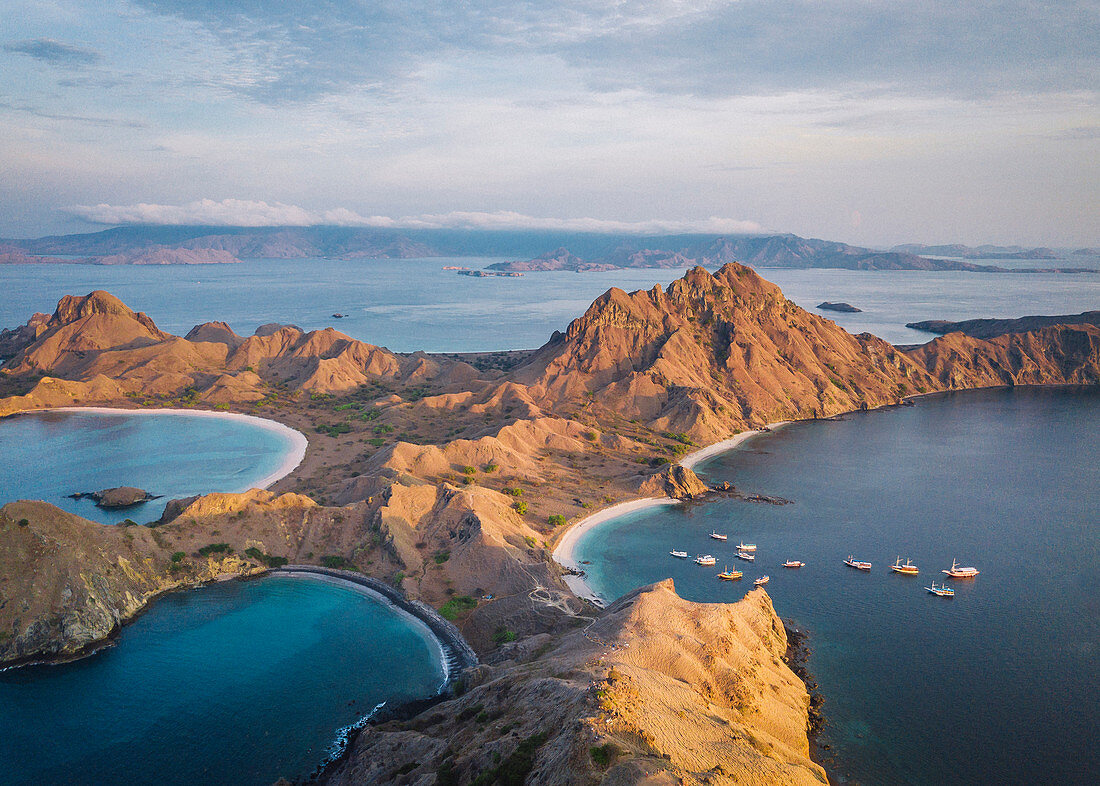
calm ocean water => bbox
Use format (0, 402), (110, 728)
(2, 259), (1098, 350)
(0, 575), (445, 786)
(0, 410), (299, 524)
(573, 387), (1100, 785)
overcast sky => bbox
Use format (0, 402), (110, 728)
(1, 0), (1096, 246)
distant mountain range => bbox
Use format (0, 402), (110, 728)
(1, 225), (1096, 272)
(891, 243), (1099, 260)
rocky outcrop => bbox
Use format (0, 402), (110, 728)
(325, 581), (826, 786)
(637, 464), (709, 499)
(69, 486), (158, 509)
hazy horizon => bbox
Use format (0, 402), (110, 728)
(1, 1), (1096, 246)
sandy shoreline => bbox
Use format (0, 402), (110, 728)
(552, 497), (679, 604)
(552, 422), (790, 603)
(39, 406), (308, 491)
(679, 421), (790, 470)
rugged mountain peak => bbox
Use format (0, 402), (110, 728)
(51, 291), (148, 327)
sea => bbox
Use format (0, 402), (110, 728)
(2, 258), (1098, 351)
(0, 575), (445, 786)
(1, 258), (1098, 783)
(572, 387), (1100, 784)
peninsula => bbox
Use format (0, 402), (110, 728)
(1, 263), (1098, 783)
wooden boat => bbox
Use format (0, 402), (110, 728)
(710, 531), (728, 541)
(736, 551), (755, 562)
(942, 559), (980, 578)
(890, 556), (919, 575)
(926, 581), (955, 597)
(669, 550), (688, 559)
(754, 575), (770, 586)
(782, 560), (805, 568)
(844, 556), (872, 571)
(695, 554), (716, 566)
(737, 542), (757, 552)
(717, 566), (743, 581)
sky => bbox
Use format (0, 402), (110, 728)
(0, 0), (1096, 246)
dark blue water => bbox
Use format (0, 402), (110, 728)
(0, 410), (301, 524)
(3, 260), (1098, 350)
(574, 388), (1100, 785)
(0, 575), (445, 786)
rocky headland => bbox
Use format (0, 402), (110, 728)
(906, 310), (1100, 339)
(68, 486), (159, 509)
(1, 262), (1098, 782)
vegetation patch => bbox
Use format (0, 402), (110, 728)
(244, 547), (288, 568)
(439, 595), (478, 620)
(320, 554), (351, 569)
(197, 543), (232, 556)
(589, 742), (618, 768)
(469, 730), (549, 786)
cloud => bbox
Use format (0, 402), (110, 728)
(4, 38), (101, 66)
(63, 199), (766, 235)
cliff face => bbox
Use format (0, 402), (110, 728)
(325, 581), (826, 786)
(0, 501), (264, 665)
(905, 325), (1100, 389)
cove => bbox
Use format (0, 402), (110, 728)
(0, 408), (306, 524)
(0, 574), (447, 786)
(570, 387), (1100, 784)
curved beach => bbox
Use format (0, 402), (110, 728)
(45, 406), (308, 490)
(679, 421), (789, 470)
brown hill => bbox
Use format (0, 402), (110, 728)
(327, 581), (826, 786)
(906, 310), (1100, 339)
(512, 264), (934, 440)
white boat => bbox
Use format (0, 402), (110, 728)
(844, 556), (872, 571)
(695, 554), (717, 566)
(737, 542), (757, 552)
(669, 550), (688, 559)
(710, 531), (728, 541)
(942, 559), (979, 578)
(926, 581), (955, 597)
(736, 551), (755, 562)
(754, 575), (770, 586)
(782, 560), (805, 568)
(890, 556), (919, 575)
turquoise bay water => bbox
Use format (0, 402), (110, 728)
(2, 259), (1098, 350)
(0, 575), (445, 786)
(0, 410), (299, 524)
(574, 388), (1100, 784)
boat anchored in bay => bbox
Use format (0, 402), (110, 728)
(942, 559), (980, 578)
(926, 581), (955, 597)
(844, 556), (872, 571)
(890, 557), (920, 575)
(669, 550), (688, 559)
(717, 566), (743, 581)
(695, 554), (717, 566)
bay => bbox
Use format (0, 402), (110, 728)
(572, 387), (1100, 784)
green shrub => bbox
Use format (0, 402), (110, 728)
(321, 555), (350, 569)
(170, 551), (186, 563)
(17, 519), (29, 527)
(197, 543), (232, 556)
(434, 551), (451, 564)
(547, 514), (567, 528)
(513, 501), (528, 515)
(493, 628), (517, 645)
(316, 422), (352, 437)
(367, 437), (385, 447)
(483, 462), (498, 473)
(589, 743), (618, 768)
(439, 595), (477, 620)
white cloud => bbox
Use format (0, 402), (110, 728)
(63, 199), (766, 235)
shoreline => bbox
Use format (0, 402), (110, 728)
(679, 421), (790, 470)
(34, 406), (308, 491)
(552, 421), (791, 603)
(552, 497), (679, 604)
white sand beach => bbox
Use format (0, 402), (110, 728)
(45, 406), (308, 490)
(679, 421), (790, 470)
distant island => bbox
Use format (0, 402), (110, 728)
(2, 226), (1096, 273)
(907, 310), (1100, 339)
(817, 302), (862, 313)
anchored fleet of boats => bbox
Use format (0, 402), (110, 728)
(668, 535), (979, 597)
